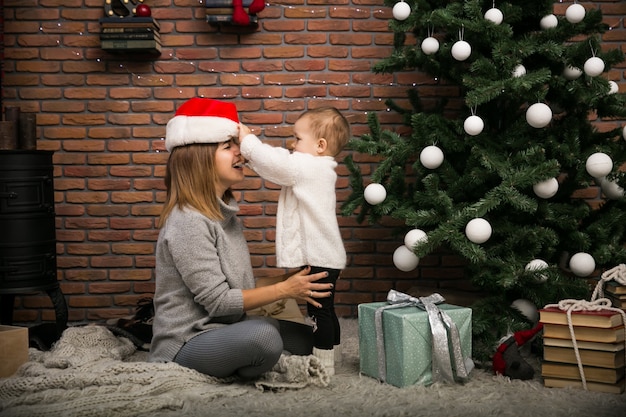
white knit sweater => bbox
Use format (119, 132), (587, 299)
(240, 133), (346, 269)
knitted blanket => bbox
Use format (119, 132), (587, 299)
(0, 325), (329, 417)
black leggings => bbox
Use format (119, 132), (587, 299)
(173, 316), (313, 379)
(306, 266), (341, 350)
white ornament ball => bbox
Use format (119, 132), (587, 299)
(525, 259), (549, 282)
(623, 125), (626, 140)
(465, 218), (492, 244)
(421, 37), (440, 55)
(608, 81), (619, 95)
(512, 64), (526, 78)
(565, 3), (586, 24)
(364, 183), (387, 205)
(533, 177), (559, 199)
(511, 299), (539, 323)
(392, 1), (411, 21)
(451, 40), (471, 61)
(420, 145), (444, 169)
(569, 252), (596, 277)
(464, 115), (484, 136)
(585, 152), (613, 178)
(600, 177), (624, 200)
(563, 65), (582, 80)
(484, 8), (503, 25)
(584, 56), (605, 77)
(540, 14), (558, 30)
(526, 103), (552, 128)
(393, 245), (419, 272)
(404, 228), (428, 249)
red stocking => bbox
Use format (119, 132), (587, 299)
(232, 0), (250, 25)
(248, 0), (266, 15)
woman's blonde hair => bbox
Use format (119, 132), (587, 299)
(158, 143), (233, 228)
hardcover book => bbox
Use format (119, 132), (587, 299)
(100, 32), (160, 41)
(543, 337), (625, 352)
(205, 0), (256, 7)
(543, 345), (625, 369)
(605, 280), (626, 295)
(101, 27), (159, 34)
(543, 376), (625, 394)
(541, 361), (624, 384)
(607, 293), (626, 310)
(99, 17), (160, 30)
(542, 323), (625, 343)
(539, 306), (624, 328)
(100, 39), (162, 53)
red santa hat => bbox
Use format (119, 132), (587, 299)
(492, 322), (543, 380)
(165, 97), (239, 152)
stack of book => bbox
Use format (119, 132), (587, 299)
(539, 306), (626, 393)
(99, 17), (161, 54)
(206, 0), (258, 24)
(604, 281), (626, 311)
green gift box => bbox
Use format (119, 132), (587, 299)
(358, 300), (472, 387)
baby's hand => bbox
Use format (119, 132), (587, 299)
(239, 123), (252, 140)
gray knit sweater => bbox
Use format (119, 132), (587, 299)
(149, 200), (255, 363)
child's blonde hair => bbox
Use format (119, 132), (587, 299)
(299, 107), (350, 156)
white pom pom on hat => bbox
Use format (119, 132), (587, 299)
(165, 97), (240, 152)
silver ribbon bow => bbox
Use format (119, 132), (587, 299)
(374, 289), (469, 384)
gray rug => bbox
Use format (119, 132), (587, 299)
(1, 319), (625, 417)
(196, 319), (626, 417)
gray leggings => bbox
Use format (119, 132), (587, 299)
(173, 316), (313, 379)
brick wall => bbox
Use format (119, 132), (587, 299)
(1, 0), (624, 325)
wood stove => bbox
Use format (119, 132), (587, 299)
(0, 150), (67, 334)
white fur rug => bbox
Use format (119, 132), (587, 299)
(1, 319), (625, 417)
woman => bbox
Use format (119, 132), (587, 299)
(149, 97), (332, 379)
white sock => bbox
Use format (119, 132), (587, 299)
(313, 347), (335, 376)
(334, 344), (342, 364)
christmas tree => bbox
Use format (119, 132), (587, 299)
(343, 0), (626, 360)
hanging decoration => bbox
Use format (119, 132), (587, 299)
(392, 1), (411, 21)
(484, 5), (503, 25)
(451, 40), (471, 61)
(465, 218), (492, 244)
(421, 36), (439, 55)
(363, 183), (387, 205)
(404, 228), (427, 249)
(533, 177), (559, 199)
(584, 56), (605, 77)
(419, 145), (444, 169)
(463, 114), (484, 136)
(585, 152), (613, 178)
(512, 64), (526, 78)
(563, 65), (582, 80)
(599, 177), (625, 200)
(525, 103), (552, 128)
(568, 252), (596, 277)
(539, 14), (558, 30)
(525, 259), (549, 282)
(565, 3), (586, 24)
(510, 299), (538, 323)
(393, 245), (419, 271)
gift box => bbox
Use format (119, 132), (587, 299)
(359, 294), (472, 387)
(0, 325), (29, 378)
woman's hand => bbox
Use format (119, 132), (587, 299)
(242, 267), (332, 311)
(277, 266), (332, 308)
